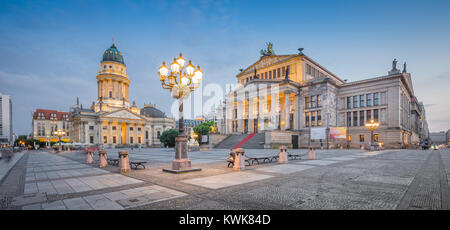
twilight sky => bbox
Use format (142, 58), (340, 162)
(0, 0), (449, 135)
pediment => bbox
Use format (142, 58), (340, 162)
(239, 55), (298, 76)
(100, 109), (145, 121)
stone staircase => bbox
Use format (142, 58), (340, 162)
(214, 133), (265, 149)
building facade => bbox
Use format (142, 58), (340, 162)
(31, 109), (72, 143)
(68, 41), (175, 147)
(224, 45), (429, 149)
(0, 93), (13, 146)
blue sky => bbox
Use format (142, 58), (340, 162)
(1, 0), (449, 135)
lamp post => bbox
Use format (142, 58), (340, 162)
(53, 129), (66, 152)
(158, 53), (203, 173)
(365, 119), (379, 150)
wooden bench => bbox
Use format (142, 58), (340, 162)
(288, 153), (304, 160)
(130, 160), (147, 169)
(247, 156), (272, 165)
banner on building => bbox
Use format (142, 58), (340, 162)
(329, 127), (347, 139)
(310, 127), (326, 140)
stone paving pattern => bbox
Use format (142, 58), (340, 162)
(0, 147), (449, 210)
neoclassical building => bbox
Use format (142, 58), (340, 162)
(223, 45), (428, 149)
(70, 40), (175, 147)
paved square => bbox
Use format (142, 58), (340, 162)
(182, 172), (274, 189)
(296, 160), (340, 166)
(255, 164), (316, 174)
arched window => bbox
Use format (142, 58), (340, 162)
(157, 131), (161, 139)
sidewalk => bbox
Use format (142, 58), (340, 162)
(0, 152), (26, 184)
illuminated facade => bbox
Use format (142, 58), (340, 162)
(31, 109), (72, 143)
(70, 40), (175, 147)
(224, 46), (428, 149)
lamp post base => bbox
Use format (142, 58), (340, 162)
(162, 135), (201, 174)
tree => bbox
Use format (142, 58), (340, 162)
(160, 129), (179, 147)
(193, 121), (217, 143)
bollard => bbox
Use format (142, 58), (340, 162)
(99, 150), (108, 168)
(361, 145), (365, 150)
(233, 148), (246, 171)
(119, 150), (131, 173)
(340, 145), (343, 150)
(308, 147), (315, 160)
(278, 146), (288, 164)
(86, 150), (94, 164)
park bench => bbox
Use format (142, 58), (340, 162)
(107, 158), (119, 166)
(130, 160), (147, 169)
(288, 153), (304, 160)
(246, 156), (272, 165)
(227, 158), (251, 168)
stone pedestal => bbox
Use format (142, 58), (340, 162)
(163, 135), (201, 174)
(67, 147), (71, 152)
(86, 150), (94, 164)
(119, 150), (131, 173)
(361, 145), (365, 150)
(278, 146), (288, 164)
(340, 146), (343, 150)
(233, 148), (246, 171)
(99, 150), (108, 168)
(308, 147), (315, 160)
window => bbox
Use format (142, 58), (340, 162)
(360, 135), (365, 143)
(282, 67), (286, 76)
(305, 112), (310, 127)
(113, 136), (116, 144)
(103, 136), (107, 144)
(374, 92), (379, 106)
(305, 97), (310, 109)
(366, 110), (371, 121)
(360, 111), (365, 126)
(157, 131), (161, 138)
(374, 109), (379, 122)
(353, 96), (358, 108)
(317, 95), (321, 107)
(353, 111), (358, 126)
(366, 93), (372, 107)
(138, 137), (142, 144)
(112, 126), (116, 130)
(257, 74), (260, 79)
(347, 112), (351, 126)
(89, 126), (94, 130)
(273, 70), (276, 78)
(146, 131), (149, 139)
(138, 127), (141, 131)
(130, 127), (134, 131)
(360, 95), (365, 107)
(374, 134), (379, 142)
(269, 71), (272, 79)
(130, 137), (133, 144)
(277, 68), (281, 78)
(90, 136), (94, 144)
(311, 111), (316, 126)
(317, 111), (322, 126)
(103, 126), (107, 130)
(347, 97), (351, 109)
(311, 96), (317, 108)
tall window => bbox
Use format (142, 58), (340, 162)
(157, 131), (161, 138)
(90, 136), (94, 144)
(282, 67), (286, 76)
(374, 109), (379, 122)
(317, 95), (321, 107)
(311, 111), (316, 126)
(374, 134), (379, 142)
(305, 97), (310, 109)
(374, 92), (379, 106)
(311, 96), (317, 108)
(366, 93), (372, 107)
(353, 96), (358, 108)
(145, 131), (149, 139)
(305, 112), (310, 127)
(273, 70), (276, 78)
(360, 135), (365, 143)
(360, 95), (365, 107)
(360, 111), (365, 126)
(130, 137), (133, 144)
(317, 111), (322, 126)
(366, 110), (372, 121)
(353, 111), (358, 126)
(138, 137), (142, 144)
(269, 71), (272, 79)
(347, 112), (351, 126)
(103, 136), (107, 144)
(347, 97), (351, 109)
(277, 68), (281, 78)
(113, 136), (116, 144)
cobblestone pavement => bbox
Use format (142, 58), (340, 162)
(1, 148), (449, 210)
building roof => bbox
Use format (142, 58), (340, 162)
(102, 42), (125, 65)
(140, 105), (166, 118)
(33, 109), (72, 121)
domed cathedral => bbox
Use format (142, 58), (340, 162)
(70, 39), (175, 147)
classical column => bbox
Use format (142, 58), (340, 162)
(248, 97), (253, 133)
(236, 100), (242, 133)
(126, 122), (130, 145)
(259, 95), (264, 131)
(271, 93), (278, 130)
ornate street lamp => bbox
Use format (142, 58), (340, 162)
(53, 129), (66, 152)
(158, 53), (203, 173)
(365, 119), (379, 150)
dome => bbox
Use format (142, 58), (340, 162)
(102, 43), (125, 65)
(140, 105), (166, 118)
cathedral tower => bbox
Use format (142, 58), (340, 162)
(95, 39), (130, 112)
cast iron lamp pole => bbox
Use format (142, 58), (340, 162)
(158, 53), (203, 173)
(365, 119), (379, 150)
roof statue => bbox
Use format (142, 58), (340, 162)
(285, 66), (290, 81)
(298, 48), (304, 55)
(392, 59), (398, 70)
(260, 42), (275, 56)
(254, 68), (258, 79)
(402, 62), (407, 73)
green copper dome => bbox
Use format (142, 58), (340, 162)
(102, 43), (125, 65)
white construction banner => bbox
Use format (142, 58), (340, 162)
(310, 127), (326, 140)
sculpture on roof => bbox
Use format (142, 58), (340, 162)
(260, 42), (274, 56)
(402, 62), (407, 73)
